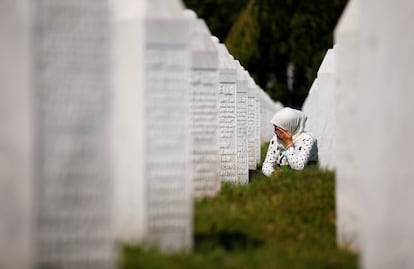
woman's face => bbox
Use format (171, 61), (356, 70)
(274, 125), (290, 138)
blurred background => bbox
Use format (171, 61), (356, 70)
(184, 0), (347, 108)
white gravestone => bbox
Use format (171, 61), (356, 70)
(247, 76), (257, 170)
(111, 0), (147, 246)
(255, 87), (261, 164)
(112, 0), (192, 252)
(270, 99), (280, 142)
(259, 91), (267, 144)
(334, 0), (361, 251)
(260, 91), (283, 145)
(0, 1), (116, 268)
(355, 1), (414, 268)
(259, 90), (269, 144)
(0, 1), (34, 268)
(145, 1), (192, 251)
(302, 48), (336, 170)
(259, 92), (266, 143)
(269, 100), (280, 141)
(1, 2), (192, 268)
(214, 40), (238, 183)
(302, 79), (320, 133)
(34, 1), (115, 268)
(236, 62), (249, 184)
(186, 12), (220, 198)
(260, 91), (274, 144)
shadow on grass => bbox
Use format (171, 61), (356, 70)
(195, 231), (263, 252)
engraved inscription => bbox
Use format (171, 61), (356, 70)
(255, 98), (261, 164)
(218, 83), (237, 182)
(191, 69), (219, 197)
(145, 45), (191, 251)
(35, 1), (113, 267)
(190, 69), (220, 197)
(236, 83), (249, 184)
(248, 92), (256, 169)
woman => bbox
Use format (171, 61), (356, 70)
(262, 107), (318, 177)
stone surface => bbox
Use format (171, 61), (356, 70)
(113, 0), (192, 252)
(255, 87), (261, 165)
(187, 15), (220, 197)
(33, 1), (114, 268)
(259, 91), (282, 145)
(215, 41), (238, 183)
(111, 0), (147, 247)
(247, 76), (257, 170)
(0, 1), (33, 268)
(334, 0), (361, 251)
(302, 48), (336, 171)
(235, 62), (249, 184)
(144, 2), (193, 251)
(0, 2), (194, 269)
(356, 1), (414, 268)
(0, 3), (291, 268)
(259, 91), (270, 144)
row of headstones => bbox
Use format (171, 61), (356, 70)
(302, 0), (414, 268)
(186, 9), (281, 193)
(0, 1), (281, 268)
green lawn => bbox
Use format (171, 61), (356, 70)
(121, 144), (357, 269)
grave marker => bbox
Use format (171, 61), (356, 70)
(334, 0), (361, 251)
(247, 76), (257, 170)
(186, 11), (220, 197)
(235, 63), (249, 184)
(214, 39), (238, 183)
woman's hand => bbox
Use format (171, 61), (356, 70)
(275, 126), (293, 148)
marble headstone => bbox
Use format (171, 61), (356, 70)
(144, 1), (192, 251)
(260, 91), (282, 145)
(356, 0), (414, 268)
(215, 40), (238, 183)
(186, 12), (220, 197)
(302, 79), (320, 132)
(255, 87), (261, 165)
(111, 0), (147, 246)
(112, 0), (192, 252)
(334, 0), (361, 251)
(247, 76), (257, 170)
(235, 62), (249, 184)
(0, 0), (116, 268)
(0, 1), (34, 268)
(302, 48), (336, 171)
(34, 1), (114, 268)
(111, 0), (192, 251)
(259, 91), (269, 144)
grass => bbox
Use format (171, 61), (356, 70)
(120, 143), (357, 269)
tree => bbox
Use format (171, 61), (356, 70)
(183, 0), (249, 42)
(183, 0), (348, 108)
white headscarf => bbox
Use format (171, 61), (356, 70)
(270, 107), (308, 144)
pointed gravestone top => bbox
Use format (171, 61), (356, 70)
(317, 49), (335, 76)
(335, 0), (360, 36)
(191, 19), (217, 53)
(211, 35), (220, 44)
(183, 9), (197, 19)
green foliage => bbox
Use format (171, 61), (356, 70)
(183, 0), (249, 42)
(120, 158), (357, 268)
(183, 0), (348, 108)
(256, 141), (269, 170)
(225, 1), (260, 74)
